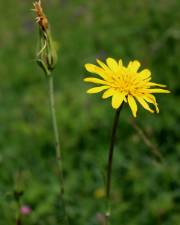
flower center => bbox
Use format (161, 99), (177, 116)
(111, 74), (138, 94)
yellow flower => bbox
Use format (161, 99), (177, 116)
(84, 58), (170, 117)
(94, 187), (105, 198)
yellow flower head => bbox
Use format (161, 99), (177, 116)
(94, 187), (105, 199)
(84, 58), (170, 117)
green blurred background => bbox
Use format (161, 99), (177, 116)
(0, 0), (180, 224)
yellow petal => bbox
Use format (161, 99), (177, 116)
(85, 64), (108, 79)
(147, 82), (166, 87)
(84, 77), (108, 85)
(145, 88), (170, 93)
(102, 88), (115, 99)
(119, 59), (123, 67)
(138, 69), (151, 80)
(124, 96), (127, 103)
(96, 59), (110, 71)
(135, 96), (154, 113)
(87, 86), (109, 94)
(127, 61), (133, 68)
(128, 60), (141, 72)
(106, 58), (119, 72)
(128, 95), (138, 117)
(143, 94), (159, 113)
(112, 92), (125, 109)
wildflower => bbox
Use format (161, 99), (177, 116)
(32, 0), (57, 75)
(94, 187), (105, 198)
(84, 58), (170, 117)
(20, 205), (32, 215)
(32, 2), (69, 223)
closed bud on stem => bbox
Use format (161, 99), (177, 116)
(33, 0), (57, 76)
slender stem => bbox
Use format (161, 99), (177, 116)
(16, 200), (21, 225)
(48, 75), (64, 193)
(14, 173), (23, 225)
(130, 119), (163, 163)
(48, 75), (69, 225)
(105, 105), (123, 225)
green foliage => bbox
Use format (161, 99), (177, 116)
(0, 0), (180, 224)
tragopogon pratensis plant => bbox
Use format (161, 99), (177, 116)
(32, 1), (69, 224)
(84, 58), (170, 224)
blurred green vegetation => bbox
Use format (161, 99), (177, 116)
(0, 0), (180, 224)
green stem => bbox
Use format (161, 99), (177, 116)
(105, 105), (123, 225)
(48, 75), (69, 225)
(16, 200), (21, 225)
(14, 189), (23, 225)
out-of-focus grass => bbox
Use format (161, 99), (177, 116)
(0, 0), (180, 225)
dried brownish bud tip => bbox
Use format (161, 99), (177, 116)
(33, 0), (48, 30)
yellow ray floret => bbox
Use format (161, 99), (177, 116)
(84, 58), (170, 117)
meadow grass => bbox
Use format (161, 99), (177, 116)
(0, 0), (179, 225)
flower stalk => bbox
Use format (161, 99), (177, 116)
(14, 190), (23, 225)
(105, 104), (123, 225)
(130, 119), (163, 162)
(33, 1), (69, 224)
(48, 75), (64, 194)
(14, 173), (24, 225)
(48, 75), (69, 225)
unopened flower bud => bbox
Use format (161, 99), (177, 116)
(33, 0), (57, 75)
